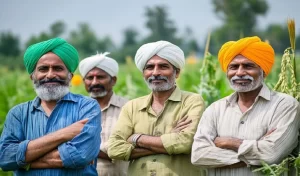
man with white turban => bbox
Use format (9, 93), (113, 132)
(79, 52), (129, 176)
(108, 41), (206, 175)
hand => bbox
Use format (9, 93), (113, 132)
(214, 137), (243, 152)
(260, 128), (276, 140)
(171, 116), (192, 133)
(61, 118), (89, 140)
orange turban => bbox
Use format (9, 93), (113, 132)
(218, 36), (275, 76)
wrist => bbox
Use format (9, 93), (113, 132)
(132, 134), (143, 147)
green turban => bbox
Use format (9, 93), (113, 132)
(24, 38), (79, 74)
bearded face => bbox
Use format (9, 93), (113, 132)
(32, 73), (72, 101)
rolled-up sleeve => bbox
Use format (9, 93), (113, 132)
(58, 100), (101, 168)
(237, 101), (300, 165)
(191, 104), (240, 168)
(107, 104), (134, 161)
(0, 107), (28, 171)
(161, 95), (205, 155)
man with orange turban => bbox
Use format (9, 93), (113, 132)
(191, 36), (300, 175)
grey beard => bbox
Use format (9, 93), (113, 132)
(32, 73), (72, 101)
(34, 84), (69, 101)
(144, 71), (176, 92)
(89, 91), (108, 98)
(229, 70), (264, 92)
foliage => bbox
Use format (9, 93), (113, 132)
(210, 0), (269, 54)
(253, 18), (300, 176)
(0, 32), (21, 57)
(143, 5), (181, 45)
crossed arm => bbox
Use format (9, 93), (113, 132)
(127, 117), (192, 159)
(0, 102), (101, 171)
(191, 102), (300, 168)
(27, 119), (89, 168)
(108, 96), (205, 161)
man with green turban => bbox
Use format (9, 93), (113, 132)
(0, 38), (101, 176)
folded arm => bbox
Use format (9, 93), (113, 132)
(58, 101), (101, 168)
(191, 105), (241, 168)
(237, 102), (300, 165)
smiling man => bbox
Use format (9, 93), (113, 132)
(107, 41), (206, 176)
(191, 36), (300, 176)
(0, 38), (101, 176)
(79, 52), (129, 176)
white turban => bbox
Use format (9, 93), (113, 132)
(79, 52), (119, 78)
(134, 41), (185, 72)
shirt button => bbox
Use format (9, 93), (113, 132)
(153, 159), (156, 162)
(150, 171), (156, 176)
(154, 131), (162, 136)
(241, 121), (244, 124)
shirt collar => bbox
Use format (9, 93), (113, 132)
(226, 83), (271, 105)
(31, 92), (77, 112)
(138, 86), (182, 111)
(102, 93), (123, 111)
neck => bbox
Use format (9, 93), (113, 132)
(95, 91), (113, 110)
(152, 86), (176, 104)
(237, 85), (263, 110)
(41, 100), (57, 116)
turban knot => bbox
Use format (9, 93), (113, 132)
(79, 52), (119, 78)
(134, 41), (185, 72)
(24, 38), (79, 74)
(218, 36), (275, 75)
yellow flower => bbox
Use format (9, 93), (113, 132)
(71, 74), (82, 86)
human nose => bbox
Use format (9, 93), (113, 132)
(91, 76), (98, 85)
(46, 68), (55, 79)
(236, 66), (246, 77)
(152, 67), (161, 76)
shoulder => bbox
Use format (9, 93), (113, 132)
(122, 95), (148, 109)
(5, 100), (35, 121)
(180, 90), (204, 103)
(113, 94), (129, 106)
(271, 91), (299, 107)
(68, 93), (99, 108)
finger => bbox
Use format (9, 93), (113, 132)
(78, 118), (89, 124)
(176, 120), (192, 128)
(266, 128), (276, 135)
(177, 116), (188, 124)
(175, 123), (191, 131)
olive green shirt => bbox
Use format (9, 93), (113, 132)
(108, 87), (206, 176)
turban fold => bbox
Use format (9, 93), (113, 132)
(24, 38), (79, 74)
(134, 41), (185, 72)
(218, 36), (275, 75)
(79, 52), (119, 78)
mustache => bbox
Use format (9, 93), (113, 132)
(147, 75), (168, 83)
(37, 78), (66, 85)
(88, 84), (105, 92)
(231, 75), (254, 82)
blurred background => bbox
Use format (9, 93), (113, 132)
(0, 1), (300, 175)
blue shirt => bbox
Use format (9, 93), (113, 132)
(0, 93), (101, 176)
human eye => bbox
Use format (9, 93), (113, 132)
(38, 66), (48, 72)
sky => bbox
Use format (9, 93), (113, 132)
(1, 0), (300, 47)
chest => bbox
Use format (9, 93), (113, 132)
(216, 104), (275, 140)
(23, 104), (80, 140)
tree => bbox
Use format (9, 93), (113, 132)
(264, 24), (290, 53)
(122, 28), (139, 47)
(25, 21), (66, 48)
(143, 5), (181, 45)
(210, 0), (269, 54)
(0, 32), (21, 56)
(68, 23), (115, 58)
